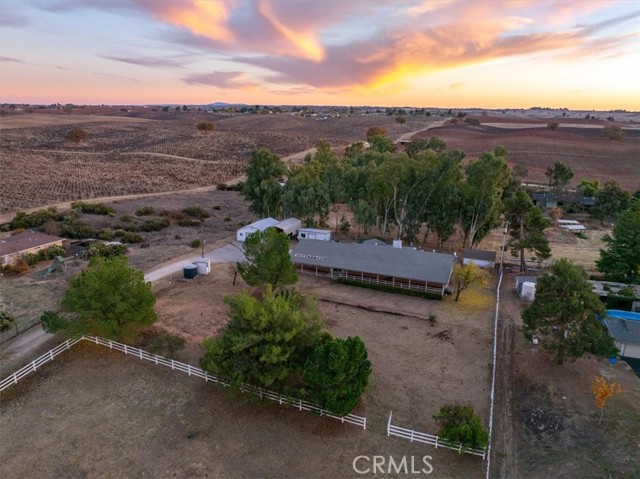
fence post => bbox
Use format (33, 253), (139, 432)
(13, 372), (18, 384)
(410, 429), (414, 443)
(387, 411), (393, 436)
(49, 350), (54, 360)
(171, 359), (174, 370)
(187, 365), (191, 376)
(458, 443), (463, 454)
(109, 340), (113, 349)
(299, 399), (302, 411)
(435, 436), (439, 449)
(139, 348), (143, 360)
(32, 361), (36, 372)
(124, 344), (128, 355)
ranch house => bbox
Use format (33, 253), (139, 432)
(291, 239), (455, 296)
(0, 230), (65, 267)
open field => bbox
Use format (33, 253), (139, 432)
(0, 113), (151, 129)
(413, 122), (640, 190)
(1, 113), (437, 212)
(492, 282), (640, 479)
(0, 266), (494, 478)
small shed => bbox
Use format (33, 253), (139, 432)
(236, 218), (279, 242)
(603, 311), (640, 359)
(297, 228), (332, 242)
(462, 249), (497, 268)
(275, 218), (302, 239)
(515, 276), (537, 297)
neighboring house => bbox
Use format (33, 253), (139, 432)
(531, 192), (559, 208)
(291, 239), (455, 296)
(274, 218), (302, 239)
(603, 310), (640, 359)
(236, 218), (279, 242)
(514, 275), (537, 299)
(462, 249), (497, 268)
(0, 230), (65, 266)
(297, 228), (332, 242)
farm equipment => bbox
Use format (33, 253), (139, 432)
(43, 256), (67, 279)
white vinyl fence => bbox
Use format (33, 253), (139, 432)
(387, 412), (486, 459)
(0, 335), (367, 429)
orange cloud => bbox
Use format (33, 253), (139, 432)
(145, 0), (234, 42)
(257, 0), (325, 61)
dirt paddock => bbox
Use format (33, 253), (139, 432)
(1, 266), (494, 478)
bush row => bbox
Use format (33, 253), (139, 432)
(25, 245), (66, 266)
(336, 278), (443, 300)
(71, 201), (115, 215)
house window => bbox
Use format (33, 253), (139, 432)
(301, 233), (306, 238)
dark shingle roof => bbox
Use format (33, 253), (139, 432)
(604, 318), (640, 345)
(292, 240), (455, 284)
(0, 230), (64, 257)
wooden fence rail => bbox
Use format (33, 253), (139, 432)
(387, 412), (486, 459)
(0, 336), (83, 391)
(0, 335), (367, 430)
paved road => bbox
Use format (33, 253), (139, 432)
(0, 241), (245, 378)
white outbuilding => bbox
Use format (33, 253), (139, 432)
(297, 228), (332, 242)
(236, 218), (279, 242)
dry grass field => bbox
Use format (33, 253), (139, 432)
(414, 122), (640, 190)
(1, 113), (436, 212)
(0, 113), (150, 129)
(494, 286), (640, 479)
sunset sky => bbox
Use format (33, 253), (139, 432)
(1, 0), (639, 109)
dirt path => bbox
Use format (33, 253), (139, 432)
(394, 120), (447, 143)
(493, 281), (518, 479)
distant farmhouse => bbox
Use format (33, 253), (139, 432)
(0, 230), (65, 266)
(291, 240), (455, 296)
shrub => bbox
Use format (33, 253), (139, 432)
(120, 215), (132, 223)
(197, 121), (214, 132)
(433, 404), (488, 450)
(141, 217), (170, 232)
(336, 278), (443, 300)
(547, 122), (559, 131)
(190, 239), (201, 248)
(178, 218), (202, 227)
(71, 201), (115, 215)
(603, 125), (624, 140)
(182, 206), (210, 220)
(223, 216), (232, 222)
(114, 230), (144, 244)
(4, 258), (29, 274)
(9, 207), (60, 229)
(135, 206), (156, 216)
(83, 243), (127, 260)
(395, 116), (406, 124)
(61, 213), (97, 239)
(97, 229), (114, 241)
(0, 310), (16, 332)
(65, 128), (88, 142)
(464, 118), (480, 126)
(302, 336), (371, 415)
(212, 205), (221, 210)
(216, 183), (228, 191)
(113, 223), (139, 232)
(24, 245), (66, 266)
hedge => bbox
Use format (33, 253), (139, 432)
(336, 278), (443, 300)
(71, 201), (115, 215)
